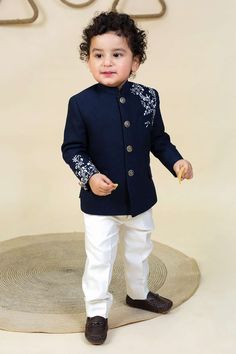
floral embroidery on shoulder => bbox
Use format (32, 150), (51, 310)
(130, 83), (157, 127)
(72, 154), (99, 190)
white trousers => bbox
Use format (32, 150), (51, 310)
(82, 209), (154, 318)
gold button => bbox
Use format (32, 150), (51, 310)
(124, 120), (131, 128)
(126, 145), (133, 152)
(128, 169), (134, 176)
(119, 97), (126, 104)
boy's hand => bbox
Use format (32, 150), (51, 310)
(173, 159), (193, 182)
(89, 173), (118, 196)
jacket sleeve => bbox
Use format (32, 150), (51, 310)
(151, 90), (183, 176)
(61, 96), (99, 190)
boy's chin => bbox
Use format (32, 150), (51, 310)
(99, 80), (127, 88)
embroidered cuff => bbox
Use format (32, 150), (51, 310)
(72, 154), (99, 190)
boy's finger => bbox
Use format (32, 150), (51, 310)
(101, 183), (118, 193)
(101, 174), (113, 185)
(178, 167), (185, 183)
(101, 186), (113, 192)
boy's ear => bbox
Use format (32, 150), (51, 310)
(132, 56), (141, 73)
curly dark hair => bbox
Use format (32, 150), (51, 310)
(79, 11), (147, 63)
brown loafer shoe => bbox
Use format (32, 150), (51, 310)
(85, 316), (108, 345)
(126, 291), (173, 314)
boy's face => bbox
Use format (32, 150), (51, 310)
(88, 32), (140, 88)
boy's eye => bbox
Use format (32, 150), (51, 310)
(94, 53), (102, 58)
(113, 52), (123, 58)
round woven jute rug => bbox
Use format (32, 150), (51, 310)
(0, 232), (200, 333)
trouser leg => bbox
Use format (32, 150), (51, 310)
(123, 209), (154, 299)
(82, 213), (120, 318)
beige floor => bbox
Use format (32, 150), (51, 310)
(0, 210), (235, 354)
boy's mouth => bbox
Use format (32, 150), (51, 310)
(101, 71), (116, 75)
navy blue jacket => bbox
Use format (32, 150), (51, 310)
(61, 81), (183, 216)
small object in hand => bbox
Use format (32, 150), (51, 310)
(113, 183), (118, 189)
(178, 167), (185, 184)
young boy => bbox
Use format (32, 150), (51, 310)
(61, 11), (193, 345)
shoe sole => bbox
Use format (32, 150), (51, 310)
(85, 334), (107, 345)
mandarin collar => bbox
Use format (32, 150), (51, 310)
(97, 80), (131, 96)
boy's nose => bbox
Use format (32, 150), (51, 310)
(103, 56), (112, 66)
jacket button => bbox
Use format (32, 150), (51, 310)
(128, 169), (134, 176)
(119, 97), (126, 104)
(124, 120), (131, 128)
(126, 145), (133, 152)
